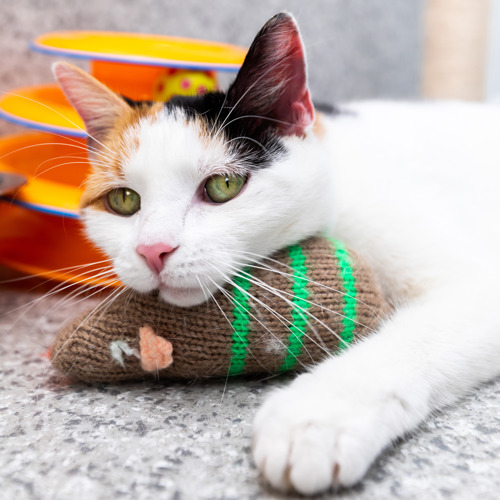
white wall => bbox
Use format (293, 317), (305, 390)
(486, 0), (500, 101)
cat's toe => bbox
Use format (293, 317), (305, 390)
(286, 423), (338, 494)
(253, 433), (292, 492)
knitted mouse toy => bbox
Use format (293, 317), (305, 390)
(50, 237), (389, 383)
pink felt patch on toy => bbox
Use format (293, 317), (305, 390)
(139, 326), (173, 372)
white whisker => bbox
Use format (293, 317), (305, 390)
(0, 89), (116, 157)
(224, 136), (270, 154)
(207, 269), (319, 367)
(235, 249), (385, 323)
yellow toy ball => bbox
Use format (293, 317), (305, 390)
(153, 69), (217, 101)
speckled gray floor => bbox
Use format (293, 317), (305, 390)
(1, 285), (500, 500)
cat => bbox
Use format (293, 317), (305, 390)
(53, 12), (500, 496)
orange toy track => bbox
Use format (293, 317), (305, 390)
(0, 131), (119, 287)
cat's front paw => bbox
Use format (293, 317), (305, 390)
(252, 373), (391, 495)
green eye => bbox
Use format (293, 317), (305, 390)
(205, 174), (246, 203)
(106, 187), (141, 216)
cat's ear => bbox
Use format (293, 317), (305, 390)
(227, 13), (314, 137)
(52, 62), (130, 148)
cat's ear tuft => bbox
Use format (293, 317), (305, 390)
(227, 13), (314, 137)
(52, 62), (130, 148)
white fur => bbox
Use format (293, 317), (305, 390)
(83, 99), (500, 494)
(253, 100), (500, 494)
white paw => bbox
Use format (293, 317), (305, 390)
(252, 372), (400, 495)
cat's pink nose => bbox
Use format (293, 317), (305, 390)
(136, 243), (177, 274)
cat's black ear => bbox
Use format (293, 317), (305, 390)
(226, 13), (314, 137)
(53, 62), (130, 150)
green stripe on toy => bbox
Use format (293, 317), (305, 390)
(229, 271), (253, 375)
(280, 244), (310, 372)
(330, 239), (358, 350)
(50, 237), (389, 383)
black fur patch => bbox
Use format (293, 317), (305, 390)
(122, 92), (287, 170)
(122, 93), (343, 171)
(166, 92), (288, 170)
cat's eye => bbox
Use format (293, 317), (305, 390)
(105, 187), (141, 216)
(204, 174), (247, 203)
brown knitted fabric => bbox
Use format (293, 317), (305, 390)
(51, 237), (389, 383)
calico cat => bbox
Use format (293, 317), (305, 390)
(53, 12), (500, 496)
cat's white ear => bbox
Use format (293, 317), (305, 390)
(52, 62), (130, 147)
(227, 13), (314, 137)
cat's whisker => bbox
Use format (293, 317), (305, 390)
(229, 258), (377, 333)
(0, 89), (116, 158)
(0, 141), (88, 163)
(35, 154), (89, 171)
(28, 160), (97, 186)
(229, 267), (345, 354)
(9, 283), (113, 339)
(33, 159), (106, 178)
(213, 258), (346, 352)
(224, 136), (270, 154)
(33, 274), (118, 331)
(212, 65), (283, 141)
(235, 249), (385, 324)
(52, 274), (117, 310)
(195, 277), (233, 404)
(218, 114), (296, 136)
(47, 282), (125, 362)
(224, 259), (325, 341)
(227, 270), (332, 358)
(195, 276), (211, 304)
(10, 264), (119, 393)
(3, 264), (116, 324)
(0, 139), (114, 170)
(205, 273), (303, 369)
(207, 265), (320, 365)
(34, 154), (109, 176)
(47, 269), (118, 309)
(209, 91), (228, 136)
(41, 282), (126, 388)
(199, 276), (240, 343)
(0, 258), (113, 286)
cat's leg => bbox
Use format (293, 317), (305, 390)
(252, 284), (500, 495)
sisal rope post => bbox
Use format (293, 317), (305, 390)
(422, 0), (491, 100)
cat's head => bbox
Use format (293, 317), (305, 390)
(54, 13), (333, 307)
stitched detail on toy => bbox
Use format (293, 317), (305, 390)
(330, 239), (357, 349)
(139, 325), (173, 372)
(110, 340), (139, 367)
(229, 271), (253, 376)
(280, 243), (310, 372)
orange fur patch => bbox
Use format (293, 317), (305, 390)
(80, 102), (163, 210)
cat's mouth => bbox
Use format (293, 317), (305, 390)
(158, 283), (208, 307)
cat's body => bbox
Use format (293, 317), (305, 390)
(53, 13), (500, 496)
(252, 101), (500, 493)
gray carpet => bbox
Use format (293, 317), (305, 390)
(1, 284), (500, 500)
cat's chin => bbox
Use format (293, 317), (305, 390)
(158, 283), (207, 308)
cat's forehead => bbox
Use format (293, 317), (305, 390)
(121, 106), (246, 184)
